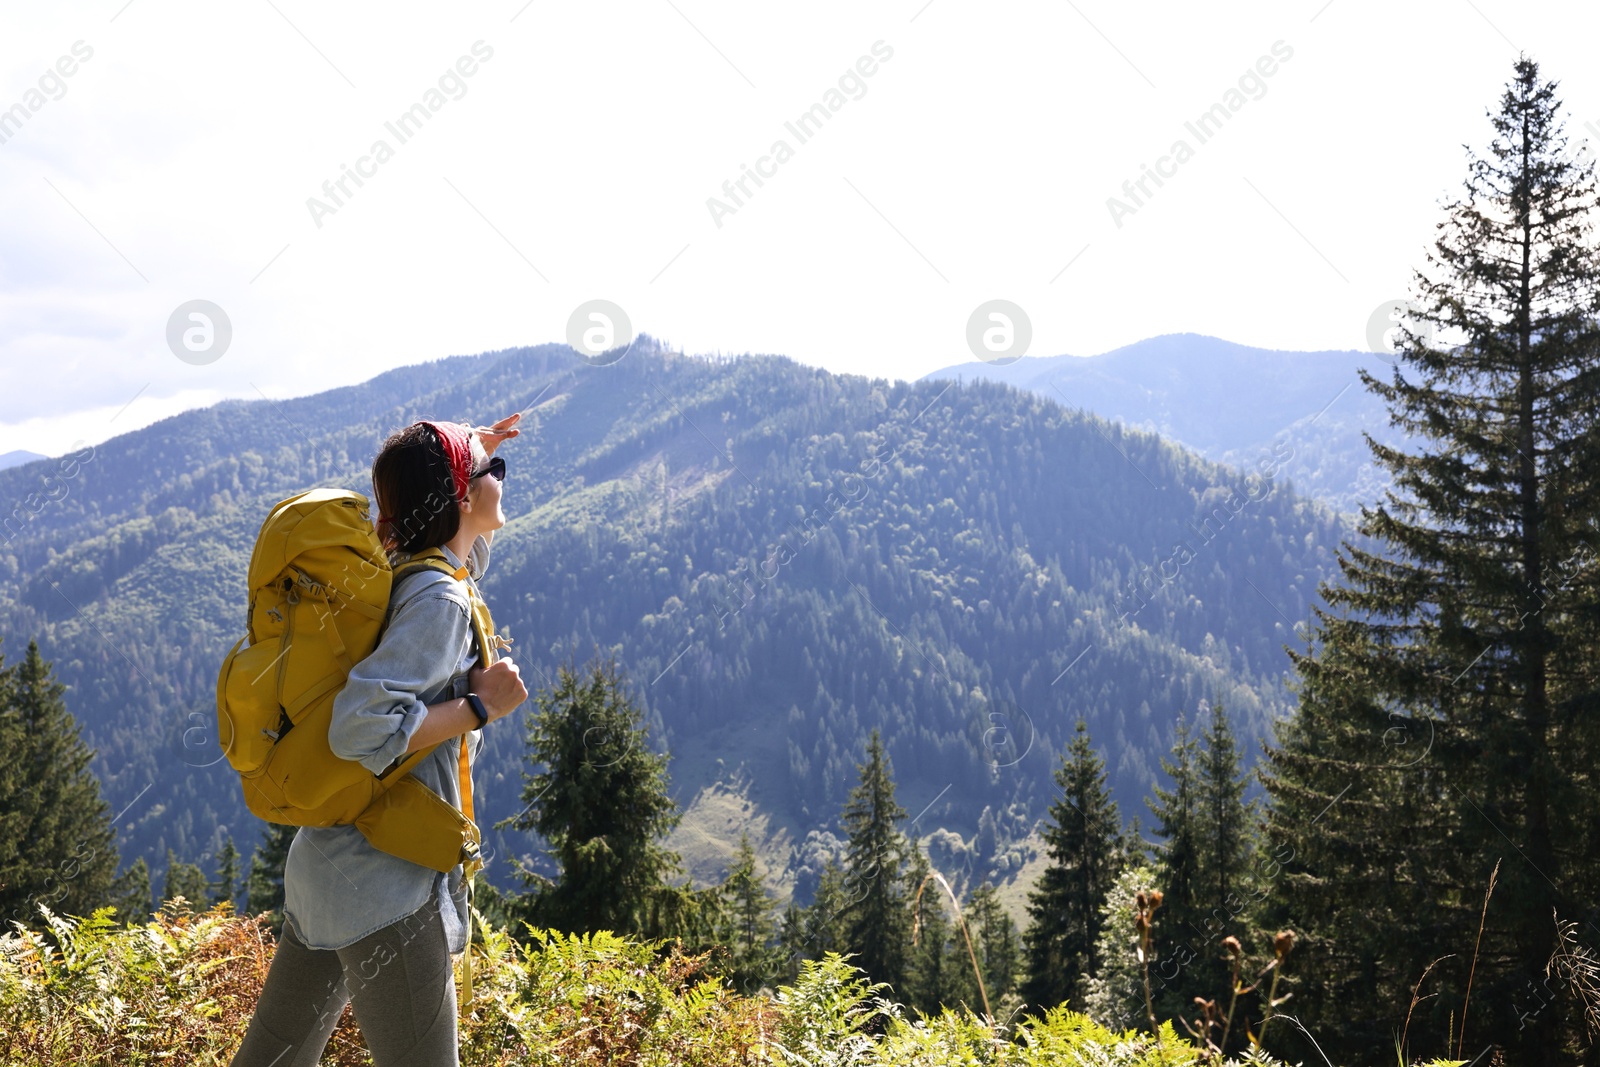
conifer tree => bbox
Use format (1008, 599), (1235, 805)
(724, 832), (776, 951)
(162, 848), (209, 912)
(966, 881), (1022, 1006)
(720, 830), (778, 992)
(775, 901), (809, 983)
(781, 857), (850, 981)
(1022, 720), (1125, 1012)
(1197, 701), (1251, 921)
(1152, 713), (1203, 953)
(246, 822), (295, 935)
(498, 655), (685, 937)
(1259, 57), (1600, 1066)
(110, 857), (151, 924)
(1144, 701), (1257, 1022)
(0, 656), (18, 913)
(839, 730), (911, 994)
(0, 639), (118, 927)
(210, 835), (240, 910)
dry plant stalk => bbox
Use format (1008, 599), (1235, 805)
(1180, 930), (1296, 1064)
(1134, 888), (1164, 1036)
(1250, 930), (1297, 1048)
(1457, 858), (1500, 1060)
(1399, 953), (1454, 1065)
(911, 868), (992, 1019)
(1547, 912), (1600, 1044)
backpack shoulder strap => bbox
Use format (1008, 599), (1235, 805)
(377, 546), (496, 860)
(390, 548), (496, 667)
(394, 547), (470, 583)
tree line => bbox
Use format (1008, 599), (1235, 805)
(0, 628), (1270, 1036)
(0, 535), (1289, 1038)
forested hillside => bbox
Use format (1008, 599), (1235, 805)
(0, 338), (1347, 903)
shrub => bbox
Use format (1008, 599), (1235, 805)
(0, 902), (1336, 1067)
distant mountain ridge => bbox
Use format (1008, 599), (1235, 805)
(0, 337), (1349, 908)
(922, 333), (1409, 516)
(0, 450), (47, 471)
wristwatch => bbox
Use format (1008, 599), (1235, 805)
(465, 692), (490, 731)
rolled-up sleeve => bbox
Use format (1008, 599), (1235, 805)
(329, 586), (475, 776)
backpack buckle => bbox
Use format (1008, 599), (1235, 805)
(261, 708), (293, 742)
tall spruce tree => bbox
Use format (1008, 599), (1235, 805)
(1146, 709), (1203, 1014)
(1197, 701), (1251, 918)
(1147, 718), (1200, 914)
(1259, 57), (1600, 1067)
(720, 831), (778, 992)
(0, 639), (118, 927)
(498, 655), (686, 938)
(1022, 720), (1125, 1012)
(1166, 700), (1258, 1020)
(839, 730), (911, 994)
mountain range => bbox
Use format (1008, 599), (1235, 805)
(922, 333), (1409, 517)
(0, 450), (46, 471)
(0, 335), (1355, 915)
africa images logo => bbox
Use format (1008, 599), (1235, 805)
(1105, 40), (1293, 228)
(304, 42), (495, 228)
(705, 41), (894, 229)
(0, 40), (94, 148)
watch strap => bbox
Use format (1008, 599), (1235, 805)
(465, 692), (489, 731)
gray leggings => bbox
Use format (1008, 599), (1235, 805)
(230, 895), (458, 1067)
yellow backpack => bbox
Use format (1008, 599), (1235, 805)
(216, 487), (496, 876)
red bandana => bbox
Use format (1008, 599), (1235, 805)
(421, 420), (475, 505)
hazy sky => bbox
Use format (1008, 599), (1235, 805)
(1, 1), (1593, 458)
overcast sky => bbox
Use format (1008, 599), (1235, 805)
(1, 1), (1594, 458)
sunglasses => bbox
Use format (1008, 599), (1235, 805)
(471, 455), (506, 482)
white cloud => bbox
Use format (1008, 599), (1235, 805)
(0, 386), (229, 457)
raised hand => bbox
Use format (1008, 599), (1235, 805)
(474, 412), (522, 457)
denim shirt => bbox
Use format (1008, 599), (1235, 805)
(282, 534), (490, 953)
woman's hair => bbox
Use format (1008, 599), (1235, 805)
(371, 422), (488, 554)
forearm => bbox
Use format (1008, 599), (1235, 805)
(403, 697), (479, 755)
(331, 589), (477, 774)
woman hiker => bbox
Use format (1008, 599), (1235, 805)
(231, 414), (529, 1066)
